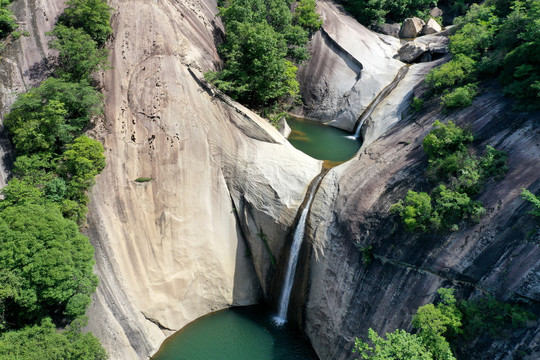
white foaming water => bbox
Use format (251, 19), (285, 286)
(274, 176), (322, 326)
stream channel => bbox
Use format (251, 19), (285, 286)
(153, 119), (360, 359)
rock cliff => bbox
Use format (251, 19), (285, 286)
(83, 0), (320, 358)
(303, 88), (540, 359)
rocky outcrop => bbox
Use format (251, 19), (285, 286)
(0, 0), (65, 187)
(295, 0), (403, 132)
(399, 17), (425, 38)
(422, 18), (442, 35)
(303, 90), (540, 360)
(398, 41), (428, 63)
(84, 0), (321, 358)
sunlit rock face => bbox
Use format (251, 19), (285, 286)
(83, 0), (320, 358)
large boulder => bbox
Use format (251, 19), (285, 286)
(399, 17), (425, 38)
(397, 41), (428, 63)
(422, 18), (442, 35)
(372, 22), (401, 37)
(430, 7), (443, 18)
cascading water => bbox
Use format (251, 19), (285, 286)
(348, 65), (410, 140)
(274, 174), (324, 326)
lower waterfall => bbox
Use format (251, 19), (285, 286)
(274, 172), (325, 326)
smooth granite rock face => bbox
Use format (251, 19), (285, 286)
(398, 41), (428, 63)
(295, 0), (403, 132)
(303, 90), (540, 360)
(83, 0), (321, 358)
(422, 18), (442, 35)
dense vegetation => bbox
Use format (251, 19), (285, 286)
(336, 0), (433, 25)
(354, 288), (533, 360)
(425, 0), (540, 110)
(521, 189), (540, 219)
(391, 120), (507, 232)
(206, 0), (321, 110)
(0, 0), (16, 40)
(0, 0), (111, 357)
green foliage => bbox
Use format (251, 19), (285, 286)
(422, 121), (473, 160)
(208, 0), (320, 109)
(354, 328), (433, 360)
(390, 191), (437, 232)
(410, 96), (424, 112)
(0, 0), (17, 39)
(425, 55), (477, 94)
(441, 84), (478, 109)
(60, 0), (113, 45)
(459, 295), (535, 338)
(0, 204), (98, 328)
(393, 121), (506, 233)
(521, 189), (540, 218)
(5, 78), (102, 154)
(337, 0), (433, 25)
(135, 177), (152, 182)
(294, 0), (322, 31)
(0, 317), (106, 360)
(48, 25), (109, 81)
(429, 0), (540, 109)
(412, 288), (461, 360)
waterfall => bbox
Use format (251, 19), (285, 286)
(351, 65), (410, 139)
(274, 174), (324, 326)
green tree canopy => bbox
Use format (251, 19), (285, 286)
(0, 204), (98, 328)
(60, 0), (113, 45)
(354, 328), (434, 360)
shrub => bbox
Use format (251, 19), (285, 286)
(425, 54), (477, 93)
(410, 97), (424, 112)
(135, 177), (152, 182)
(60, 0), (113, 45)
(353, 328), (434, 360)
(422, 120), (473, 160)
(0, 0), (17, 39)
(390, 190), (438, 232)
(441, 84), (478, 109)
(521, 189), (540, 218)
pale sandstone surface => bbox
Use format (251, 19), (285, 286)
(0, 0), (65, 187)
(84, 0), (321, 358)
(303, 90), (540, 360)
(296, 0), (403, 131)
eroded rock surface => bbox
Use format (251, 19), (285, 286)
(295, 0), (402, 132)
(84, 0), (321, 358)
(304, 90), (540, 360)
(399, 17), (425, 38)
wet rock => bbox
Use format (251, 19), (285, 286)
(422, 18), (442, 35)
(399, 17), (425, 38)
(398, 41), (428, 63)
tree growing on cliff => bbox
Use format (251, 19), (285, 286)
(60, 0), (113, 45)
(354, 328), (434, 360)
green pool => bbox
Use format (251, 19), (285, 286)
(287, 117), (361, 163)
(152, 306), (319, 360)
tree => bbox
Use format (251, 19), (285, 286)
(0, 0), (16, 39)
(412, 288), (461, 360)
(390, 190), (439, 232)
(0, 204), (98, 327)
(60, 0), (113, 45)
(521, 189), (540, 218)
(48, 25), (109, 81)
(354, 328), (434, 360)
(0, 317), (106, 360)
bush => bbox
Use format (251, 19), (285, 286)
(60, 0), (113, 45)
(422, 121), (473, 160)
(390, 190), (438, 232)
(425, 54), (477, 93)
(441, 84), (478, 109)
(521, 189), (540, 218)
(410, 97), (424, 112)
(354, 328), (434, 360)
(48, 25), (109, 81)
(0, 0), (17, 39)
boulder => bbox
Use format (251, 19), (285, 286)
(430, 7), (443, 18)
(399, 17), (425, 38)
(372, 22), (401, 37)
(397, 41), (428, 63)
(422, 18), (442, 35)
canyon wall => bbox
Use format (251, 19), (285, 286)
(83, 0), (321, 358)
(304, 89), (540, 359)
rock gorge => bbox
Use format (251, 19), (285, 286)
(1, 0), (539, 359)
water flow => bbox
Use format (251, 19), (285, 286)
(274, 175), (323, 326)
(351, 65), (410, 139)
